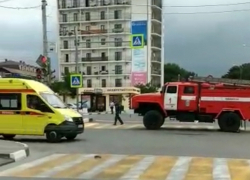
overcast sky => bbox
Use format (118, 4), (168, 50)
(0, 0), (250, 76)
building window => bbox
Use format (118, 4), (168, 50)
(73, 0), (78, 7)
(65, 54), (69, 62)
(86, 26), (90, 31)
(85, 12), (90, 21)
(62, 14), (67, 22)
(115, 79), (122, 87)
(115, 52), (122, 61)
(115, 65), (122, 74)
(86, 39), (91, 48)
(62, 0), (66, 8)
(64, 67), (69, 74)
(101, 66), (106, 71)
(101, 38), (106, 45)
(114, 24), (122, 29)
(86, 53), (91, 60)
(101, 79), (106, 87)
(86, 66), (91, 75)
(73, 13), (78, 21)
(100, 11), (105, 20)
(101, 52), (106, 60)
(0, 93), (21, 110)
(100, 25), (105, 30)
(100, 0), (105, 6)
(63, 41), (68, 49)
(114, 10), (121, 19)
(114, 38), (122, 47)
(87, 79), (92, 87)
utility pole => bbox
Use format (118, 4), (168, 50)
(41, 0), (50, 85)
(74, 26), (80, 111)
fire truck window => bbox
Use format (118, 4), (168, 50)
(184, 86), (194, 94)
(166, 86), (177, 94)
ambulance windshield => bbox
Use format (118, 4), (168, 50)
(40, 93), (67, 108)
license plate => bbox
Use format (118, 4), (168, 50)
(78, 124), (83, 128)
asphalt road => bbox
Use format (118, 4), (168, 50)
(1, 125), (250, 179)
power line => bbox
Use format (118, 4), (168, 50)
(165, 1), (250, 7)
(0, 5), (40, 9)
(165, 9), (250, 14)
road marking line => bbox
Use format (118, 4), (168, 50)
(119, 156), (155, 179)
(184, 157), (213, 180)
(35, 154), (95, 177)
(0, 154), (65, 176)
(124, 124), (142, 129)
(77, 155), (126, 179)
(11, 154), (81, 177)
(94, 155), (142, 179)
(52, 154), (111, 178)
(139, 156), (178, 180)
(166, 157), (192, 180)
(228, 159), (250, 180)
(85, 123), (99, 127)
(94, 124), (112, 129)
(213, 158), (231, 180)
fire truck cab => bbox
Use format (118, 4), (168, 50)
(131, 76), (250, 132)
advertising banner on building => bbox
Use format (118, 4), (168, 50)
(131, 20), (147, 85)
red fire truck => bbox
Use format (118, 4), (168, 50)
(131, 76), (250, 132)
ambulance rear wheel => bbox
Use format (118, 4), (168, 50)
(218, 112), (240, 132)
(143, 110), (163, 130)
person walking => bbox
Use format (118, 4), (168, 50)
(110, 101), (114, 114)
(113, 102), (124, 125)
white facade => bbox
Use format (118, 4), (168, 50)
(56, 0), (163, 88)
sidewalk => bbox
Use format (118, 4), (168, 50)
(0, 140), (29, 166)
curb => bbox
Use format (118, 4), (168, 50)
(0, 141), (30, 162)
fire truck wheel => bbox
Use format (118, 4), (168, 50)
(218, 112), (241, 132)
(143, 110), (163, 130)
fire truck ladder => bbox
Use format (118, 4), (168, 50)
(189, 76), (250, 87)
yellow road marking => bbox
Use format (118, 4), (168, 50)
(85, 123), (99, 128)
(52, 154), (111, 178)
(228, 159), (250, 180)
(95, 155), (143, 179)
(184, 157), (213, 180)
(11, 154), (81, 177)
(139, 156), (178, 180)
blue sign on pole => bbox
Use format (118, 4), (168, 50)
(130, 34), (144, 49)
(70, 74), (82, 88)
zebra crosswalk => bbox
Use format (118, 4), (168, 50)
(85, 122), (218, 130)
(0, 153), (250, 179)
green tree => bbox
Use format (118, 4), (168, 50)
(222, 63), (250, 80)
(135, 83), (158, 94)
(164, 63), (197, 82)
(49, 73), (77, 102)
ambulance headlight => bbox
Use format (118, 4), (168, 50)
(64, 115), (73, 122)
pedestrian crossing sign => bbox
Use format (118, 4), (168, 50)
(130, 34), (144, 49)
(70, 74), (82, 88)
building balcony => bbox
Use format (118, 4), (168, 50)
(84, 82), (132, 88)
(60, 42), (130, 51)
(151, 58), (161, 63)
(82, 70), (131, 76)
(58, 0), (131, 10)
(59, 28), (130, 37)
(151, 14), (162, 23)
(151, 27), (162, 36)
(151, 69), (161, 75)
(59, 13), (131, 24)
(151, 0), (162, 9)
(60, 58), (132, 64)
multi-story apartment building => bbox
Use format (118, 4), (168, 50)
(56, 0), (163, 111)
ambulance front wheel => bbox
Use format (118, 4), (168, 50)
(46, 131), (62, 143)
(218, 112), (241, 132)
(143, 110), (164, 130)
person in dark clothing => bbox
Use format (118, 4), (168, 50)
(113, 102), (124, 125)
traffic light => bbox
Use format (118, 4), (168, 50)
(36, 68), (42, 80)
